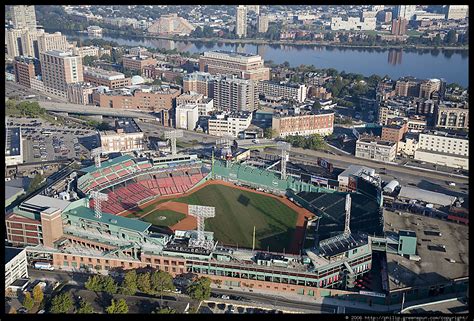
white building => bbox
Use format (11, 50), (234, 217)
(236, 5), (248, 37)
(394, 5), (417, 20)
(338, 164), (377, 187)
(397, 133), (419, 157)
(258, 15), (269, 33)
(208, 112), (253, 137)
(99, 119), (144, 154)
(38, 32), (71, 54)
(330, 17), (376, 30)
(414, 130), (469, 170)
(445, 5), (469, 20)
(10, 5), (37, 30)
(258, 81), (307, 103)
(5, 127), (23, 166)
(5, 247), (28, 289)
(355, 138), (397, 163)
(87, 26), (103, 37)
(175, 104), (200, 131)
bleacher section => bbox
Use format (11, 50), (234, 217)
(78, 156), (211, 215)
(297, 192), (383, 241)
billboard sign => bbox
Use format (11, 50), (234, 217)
(311, 175), (329, 186)
(317, 157), (334, 173)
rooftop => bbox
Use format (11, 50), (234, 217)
(80, 155), (134, 173)
(65, 205), (151, 233)
(383, 209), (469, 291)
(84, 66), (125, 80)
(421, 130), (468, 140)
(398, 186), (457, 207)
(357, 138), (395, 146)
(5, 185), (24, 202)
(21, 195), (71, 213)
(5, 246), (24, 264)
(204, 50), (261, 59)
(5, 127), (21, 157)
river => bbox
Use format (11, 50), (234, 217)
(67, 33), (469, 87)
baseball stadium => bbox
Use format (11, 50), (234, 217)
(9, 142), (418, 304)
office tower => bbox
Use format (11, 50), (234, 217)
(236, 5), (248, 38)
(40, 50), (84, 98)
(391, 17), (408, 36)
(10, 5), (37, 30)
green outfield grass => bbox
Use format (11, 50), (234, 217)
(169, 184), (298, 252)
(141, 209), (186, 227)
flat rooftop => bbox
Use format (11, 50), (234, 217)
(5, 246), (24, 264)
(5, 127), (21, 156)
(383, 209), (469, 291)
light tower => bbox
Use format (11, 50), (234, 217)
(89, 190), (108, 219)
(276, 141), (291, 180)
(188, 205), (215, 250)
(216, 135), (233, 167)
(164, 129), (183, 156)
(91, 147), (102, 168)
(343, 194), (352, 237)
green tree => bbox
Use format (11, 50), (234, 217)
(445, 30), (457, 44)
(22, 292), (34, 311)
(137, 272), (151, 294)
(27, 173), (44, 193)
(263, 127), (274, 139)
(100, 54), (112, 62)
(50, 292), (73, 314)
(186, 277), (211, 301)
(312, 100), (322, 113)
(84, 275), (117, 294)
(33, 284), (44, 304)
(152, 78), (162, 86)
(102, 275), (118, 294)
(106, 299), (129, 314)
(120, 270), (138, 295)
(77, 299), (94, 314)
(82, 55), (97, 66)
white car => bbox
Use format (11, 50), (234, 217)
(221, 295), (230, 300)
(449, 182), (456, 186)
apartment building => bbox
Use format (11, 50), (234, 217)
(355, 137), (397, 162)
(38, 32), (70, 54)
(5, 28), (43, 58)
(99, 118), (144, 154)
(176, 92), (204, 107)
(445, 5), (469, 20)
(67, 82), (99, 105)
(419, 79), (441, 99)
(175, 104), (199, 131)
(40, 50), (83, 98)
(13, 56), (40, 88)
(208, 112), (253, 137)
(330, 17), (376, 30)
(258, 81), (307, 103)
(397, 133), (419, 157)
(414, 130), (469, 169)
(83, 66), (132, 89)
(236, 5), (248, 37)
(258, 15), (269, 33)
(87, 26), (103, 37)
(93, 86), (181, 112)
(73, 46), (111, 58)
(183, 72), (216, 98)
(122, 54), (157, 72)
(11, 5), (37, 30)
(435, 102), (469, 130)
(213, 76), (259, 112)
(199, 51), (270, 81)
(271, 111), (334, 138)
(381, 124), (407, 144)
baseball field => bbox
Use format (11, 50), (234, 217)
(135, 181), (314, 253)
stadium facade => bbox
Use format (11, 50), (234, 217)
(5, 154), (467, 305)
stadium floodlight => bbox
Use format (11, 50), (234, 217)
(188, 205), (216, 250)
(276, 141), (291, 180)
(89, 190), (108, 219)
(343, 194), (352, 237)
(216, 135), (234, 167)
(91, 147), (103, 168)
(164, 130), (183, 156)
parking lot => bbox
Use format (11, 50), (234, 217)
(8, 117), (97, 163)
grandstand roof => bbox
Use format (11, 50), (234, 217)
(398, 186), (457, 207)
(65, 205), (151, 233)
(81, 155), (134, 173)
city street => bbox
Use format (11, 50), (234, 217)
(6, 81), (66, 103)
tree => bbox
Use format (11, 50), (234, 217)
(22, 292), (34, 311)
(150, 270), (174, 305)
(263, 127), (274, 139)
(120, 270), (138, 295)
(445, 30), (457, 45)
(186, 277), (211, 301)
(152, 78), (162, 86)
(33, 284), (44, 304)
(77, 299), (94, 314)
(137, 272), (151, 294)
(27, 173), (44, 193)
(82, 55), (97, 66)
(106, 299), (129, 314)
(100, 54), (112, 62)
(102, 275), (118, 295)
(50, 292), (73, 314)
(312, 100), (321, 113)
(84, 275), (117, 294)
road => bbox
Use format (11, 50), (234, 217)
(264, 147), (469, 185)
(6, 81), (67, 103)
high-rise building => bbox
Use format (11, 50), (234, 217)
(258, 15), (269, 33)
(258, 81), (307, 103)
(213, 76), (259, 112)
(445, 5), (469, 20)
(393, 5), (417, 21)
(236, 5), (248, 38)
(199, 51), (270, 81)
(247, 5), (260, 15)
(38, 32), (71, 54)
(419, 79), (441, 99)
(175, 104), (200, 131)
(391, 18), (408, 36)
(13, 56), (40, 88)
(10, 5), (37, 30)
(5, 28), (44, 58)
(40, 50), (84, 98)
(435, 102), (469, 130)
